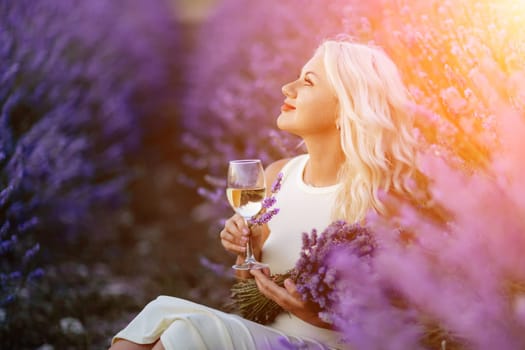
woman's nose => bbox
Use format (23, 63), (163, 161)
(281, 81), (296, 97)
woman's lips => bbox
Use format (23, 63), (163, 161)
(281, 103), (296, 112)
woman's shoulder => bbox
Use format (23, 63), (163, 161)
(264, 158), (291, 187)
(264, 154), (307, 190)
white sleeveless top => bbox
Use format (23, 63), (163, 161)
(261, 154), (345, 349)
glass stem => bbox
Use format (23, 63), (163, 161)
(243, 217), (256, 262)
(245, 239), (255, 262)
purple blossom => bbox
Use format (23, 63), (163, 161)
(27, 268), (44, 281)
(249, 208), (280, 226)
(248, 172), (283, 226)
(262, 196), (277, 209)
(271, 172), (284, 193)
(22, 243), (39, 265)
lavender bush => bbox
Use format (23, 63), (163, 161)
(330, 125), (525, 348)
(358, 0), (525, 169)
(331, 3), (525, 347)
(0, 0), (180, 346)
(352, 89), (525, 349)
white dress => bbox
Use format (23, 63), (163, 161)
(112, 154), (347, 350)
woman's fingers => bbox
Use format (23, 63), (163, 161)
(220, 228), (245, 253)
(251, 270), (326, 328)
(283, 278), (301, 299)
(225, 214), (249, 237)
(221, 237), (246, 254)
(232, 214), (250, 236)
(254, 270), (290, 304)
(220, 214), (249, 254)
(261, 267), (271, 277)
(250, 269), (303, 312)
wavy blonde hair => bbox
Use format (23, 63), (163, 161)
(317, 40), (417, 223)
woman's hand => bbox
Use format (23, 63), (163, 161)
(250, 268), (332, 329)
(220, 214), (266, 257)
(219, 213), (250, 256)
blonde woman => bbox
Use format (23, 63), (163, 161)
(109, 39), (416, 350)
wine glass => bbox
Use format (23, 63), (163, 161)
(226, 159), (269, 270)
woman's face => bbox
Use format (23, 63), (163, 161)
(277, 52), (339, 137)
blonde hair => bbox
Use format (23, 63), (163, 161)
(317, 40), (417, 223)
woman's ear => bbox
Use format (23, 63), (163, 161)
(334, 99), (341, 130)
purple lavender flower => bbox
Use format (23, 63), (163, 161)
(248, 172), (283, 226)
(262, 196), (277, 209)
(271, 172), (284, 193)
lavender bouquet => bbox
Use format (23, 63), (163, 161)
(228, 220), (375, 325)
(291, 221), (376, 322)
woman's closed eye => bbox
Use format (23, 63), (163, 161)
(303, 76), (313, 86)
(295, 72), (314, 86)
(304, 71), (316, 86)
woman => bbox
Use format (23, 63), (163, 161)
(109, 39), (416, 350)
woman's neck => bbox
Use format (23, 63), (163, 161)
(302, 135), (345, 187)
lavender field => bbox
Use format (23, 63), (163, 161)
(2, 0), (525, 349)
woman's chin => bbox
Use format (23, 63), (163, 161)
(276, 113), (293, 130)
(276, 123), (301, 138)
(276, 115), (285, 130)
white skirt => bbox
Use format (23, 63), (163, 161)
(112, 296), (345, 350)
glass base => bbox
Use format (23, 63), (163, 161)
(232, 259), (268, 270)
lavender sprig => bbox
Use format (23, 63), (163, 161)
(271, 172), (283, 193)
(248, 172), (283, 226)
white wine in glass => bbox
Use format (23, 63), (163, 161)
(226, 159), (269, 270)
